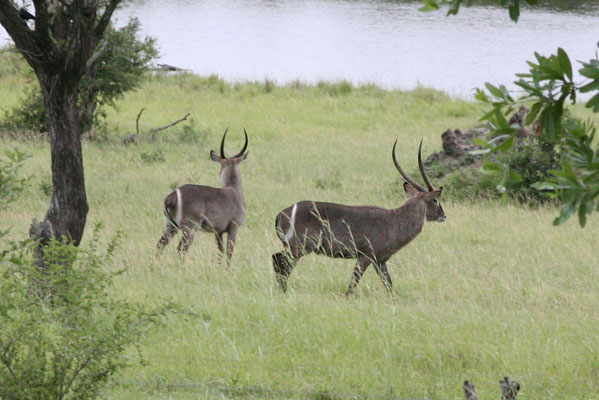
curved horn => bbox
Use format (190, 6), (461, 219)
(392, 139), (427, 192)
(418, 140), (435, 191)
(219, 127), (229, 158)
(231, 128), (249, 158)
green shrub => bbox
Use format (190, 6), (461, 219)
(39, 174), (52, 197)
(177, 120), (210, 145)
(0, 225), (174, 400)
(0, 148), (31, 208)
(140, 149), (166, 164)
(502, 136), (560, 205)
(317, 80), (353, 96)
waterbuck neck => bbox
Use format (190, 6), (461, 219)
(220, 164), (243, 189)
(391, 198), (427, 243)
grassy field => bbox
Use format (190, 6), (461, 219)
(1, 72), (599, 399)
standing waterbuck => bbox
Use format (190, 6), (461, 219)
(272, 140), (445, 295)
(157, 128), (249, 263)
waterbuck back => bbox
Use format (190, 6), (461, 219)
(157, 128), (249, 263)
(272, 140), (445, 294)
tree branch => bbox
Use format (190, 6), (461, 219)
(32, 0), (52, 52)
(149, 113), (190, 136)
(86, 38), (108, 69)
(0, 1), (41, 64)
(95, 0), (121, 42)
(136, 107), (145, 136)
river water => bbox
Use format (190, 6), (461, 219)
(2, 1), (599, 96)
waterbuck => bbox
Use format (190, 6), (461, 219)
(157, 128), (249, 262)
(271, 140), (445, 295)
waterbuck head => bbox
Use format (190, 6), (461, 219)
(392, 139), (445, 223)
(209, 128), (249, 188)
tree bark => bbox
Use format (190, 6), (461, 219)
(39, 73), (89, 245)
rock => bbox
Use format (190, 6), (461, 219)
(424, 107), (536, 178)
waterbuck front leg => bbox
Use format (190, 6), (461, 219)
(225, 223), (240, 265)
(345, 255), (372, 296)
(373, 261), (393, 293)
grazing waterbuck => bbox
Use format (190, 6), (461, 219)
(157, 128), (249, 263)
(271, 140), (445, 295)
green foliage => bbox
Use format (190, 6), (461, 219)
(476, 136), (561, 205)
(422, 0), (599, 226)
(419, 0), (538, 22)
(0, 148), (31, 208)
(475, 46), (599, 225)
(0, 18), (158, 134)
(0, 225), (173, 400)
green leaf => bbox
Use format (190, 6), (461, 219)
(531, 181), (555, 191)
(494, 108), (510, 129)
(508, 3), (520, 22)
(474, 88), (489, 102)
(482, 160), (504, 174)
(578, 194), (595, 227)
(496, 135), (515, 153)
(586, 93), (599, 113)
(580, 80), (599, 94)
(526, 102), (543, 125)
(472, 137), (488, 147)
(557, 48), (573, 81)
(419, 0), (440, 12)
(485, 83), (505, 100)
(580, 66), (599, 80)
(553, 197), (578, 226)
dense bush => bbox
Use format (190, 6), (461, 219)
(0, 226), (174, 400)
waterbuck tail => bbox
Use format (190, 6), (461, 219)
(163, 188), (182, 230)
(276, 203), (298, 243)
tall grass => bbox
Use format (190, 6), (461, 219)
(1, 73), (599, 399)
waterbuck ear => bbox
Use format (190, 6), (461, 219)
(403, 182), (419, 197)
(210, 150), (222, 162)
(236, 152), (249, 162)
(424, 188), (443, 200)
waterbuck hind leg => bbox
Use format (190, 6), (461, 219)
(373, 261), (393, 293)
(272, 251), (295, 293)
(345, 255), (372, 296)
(156, 222), (178, 255)
(177, 227), (196, 256)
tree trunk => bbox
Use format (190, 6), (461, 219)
(38, 73), (89, 246)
